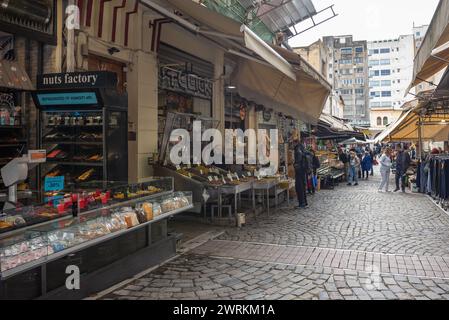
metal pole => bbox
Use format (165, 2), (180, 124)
(418, 116), (423, 159)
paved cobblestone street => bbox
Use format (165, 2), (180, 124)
(103, 174), (449, 300)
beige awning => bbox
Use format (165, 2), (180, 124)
(231, 56), (330, 124)
(158, 0), (331, 123)
(377, 103), (449, 142)
(409, 0), (449, 90)
(319, 113), (354, 132)
(163, 0), (296, 80)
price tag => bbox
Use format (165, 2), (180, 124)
(222, 175), (227, 184)
(235, 173), (240, 181)
(208, 176), (213, 182)
(202, 190), (210, 202)
(247, 171), (252, 177)
(44, 176), (65, 192)
(227, 174), (234, 182)
(200, 170), (204, 175)
(213, 176), (219, 182)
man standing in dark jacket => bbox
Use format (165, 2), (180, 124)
(294, 141), (309, 209)
(394, 145), (411, 193)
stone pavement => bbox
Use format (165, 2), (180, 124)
(103, 173), (449, 300)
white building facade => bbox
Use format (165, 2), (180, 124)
(367, 35), (415, 130)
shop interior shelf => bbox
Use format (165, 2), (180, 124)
(43, 141), (103, 146)
(0, 143), (27, 148)
(46, 125), (103, 128)
(0, 125), (24, 130)
(45, 161), (104, 167)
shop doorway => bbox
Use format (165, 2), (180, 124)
(88, 55), (127, 94)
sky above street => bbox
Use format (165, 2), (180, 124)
(289, 0), (440, 47)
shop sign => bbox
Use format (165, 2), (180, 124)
(159, 67), (213, 100)
(44, 176), (65, 192)
(37, 72), (118, 90)
(36, 92), (98, 106)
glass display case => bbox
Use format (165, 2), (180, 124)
(0, 182), (192, 275)
(0, 231), (48, 273)
(38, 108), (127, 189)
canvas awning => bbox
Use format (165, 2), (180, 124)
(319, 113), (354, 132)
(409, 0), (449, 90)
(147, 0), (331, 123)
(376, 102), (449, 143)
(0, 60), (34, 91)
(159, 0), (296, 80)
(339, 137), (367, 145)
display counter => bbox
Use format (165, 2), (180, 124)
(0, 177), (193, 300)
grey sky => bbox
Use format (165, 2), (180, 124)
(289, 0), (440, 47)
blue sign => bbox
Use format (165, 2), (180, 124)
(37, 92), (98, 106)
(44, 176), (65, 192)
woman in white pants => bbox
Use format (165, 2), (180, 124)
(378, 148), (393, 192)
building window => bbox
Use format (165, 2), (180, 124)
(340, 89), (353, 95)
(355, 88), (364, 95)
(416, 32), (421, 37)
(381, 80), (392, 86)
(342, 79), (353, 86)
(355, 78), (364, 85)
(369, 70), (380, 77)
(380, 48), (390, 54)
(340, 59), (352, 64)
(381, 91), (392, 97)
(354, 57), (364, 64)
(380, 59), (391, 65)
(341, 47), (353, 55)
(371, 91), (380, 97)
(383, 117), (389, 125)
(355, 47), (364, 53)
(369, 60), (380, 66)
(381, 101), (392, 107)
(356, 67), (364, 73)
(370, 81), (380, 87)
(374, 49), (379, 54)
(381, 70), (391, 76)
(377, 117), (382, 126)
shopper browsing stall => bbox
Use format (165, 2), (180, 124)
(361, 151), (373, 180)
(347, 151), (360, 187)
(294, 141), (309, 209)
(378, 148), (393, 193)
(394, 145), (411, 193)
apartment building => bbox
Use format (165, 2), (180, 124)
(367, 35), (415, 130)
(294, 39), (344, 118)
(323, 36), (370, 127)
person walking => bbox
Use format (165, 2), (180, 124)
(347, 151), (360, 186)
(338, 148), (349, 181)
(307, 150), (321, 195)
(378, 148), (393, 192)
(361, 151), (373, 180)
(394, 145), (411, 193)
(294, 141), (309, 209)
